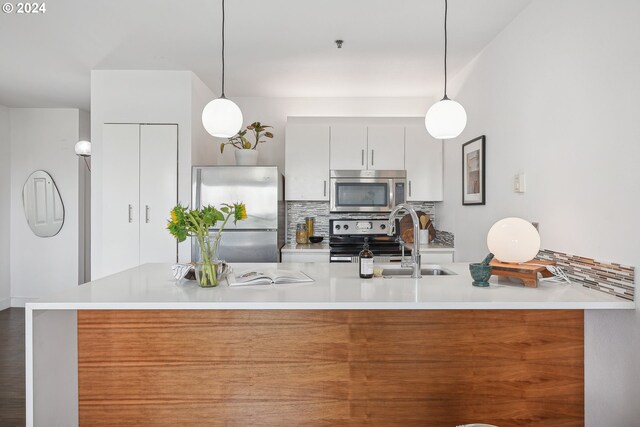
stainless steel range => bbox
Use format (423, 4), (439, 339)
(329, 218), (410, 263)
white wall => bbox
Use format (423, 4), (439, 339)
(215, 97), (435, 169)
(439, 0), (640, 424)
(191, 74), (217, 165)
(9, 109), (87, 304)
(0, 105), (10, 310)
(91, 70), (215, 273)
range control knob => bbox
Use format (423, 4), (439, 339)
(343, 225), (349, 230)
(335, 225), (341, 230)
(380, 224), (386, 230)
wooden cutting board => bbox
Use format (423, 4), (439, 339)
(399, 212), (435, 244)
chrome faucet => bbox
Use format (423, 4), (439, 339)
(386, 203), (421, 278)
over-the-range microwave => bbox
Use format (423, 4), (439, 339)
(329, 170), (406, 213)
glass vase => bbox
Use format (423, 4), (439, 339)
(195, 233), (222, 287)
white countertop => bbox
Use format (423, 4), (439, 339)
(27, 262), (634, 310)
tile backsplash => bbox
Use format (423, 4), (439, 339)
(286, 201), (449, 245)
(537, 249), (635, 301)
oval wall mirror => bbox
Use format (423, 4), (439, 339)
(22, 170), (65, 237)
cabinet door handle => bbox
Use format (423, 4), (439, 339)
(128, 204), (133, 223)
(361, 149), (365, 166)
(323, 180), (327, 197)
(371, 149), (375, 166)
(145, 205), (150, 223)
(409, 181), (412, 197)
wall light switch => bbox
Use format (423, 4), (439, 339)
(514, 172), (526, 193)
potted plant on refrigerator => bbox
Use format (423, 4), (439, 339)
(220, 121), (274, 165)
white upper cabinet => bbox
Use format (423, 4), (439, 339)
(405, 125), (443, 201)
(367, 126), (405, 170)
(284, 118), (444, 202)
(329, 125), (368, 170)
(285, 124), (330, 200)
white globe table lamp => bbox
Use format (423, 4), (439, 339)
(487, 217), (540, 263)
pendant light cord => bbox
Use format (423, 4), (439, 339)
(221, 0), (226, 98)
(443, 0), (449, 100)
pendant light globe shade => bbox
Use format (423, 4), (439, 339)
(425, 98), (467, 139)
(74, 140), (91, 157)
(202, 97), (243, 138)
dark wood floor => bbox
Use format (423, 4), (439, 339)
(0, 308), (26, 427)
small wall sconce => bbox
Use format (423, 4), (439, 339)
(74, 140), (91, 157)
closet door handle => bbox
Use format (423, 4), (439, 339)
(371, 149), (375, 166)
(361, 149), (365, 166)
(128, 204), (133, 223)
(145, 205), (150, 223)
(409, 181), (412, 197)
(323, 180), (327, 197)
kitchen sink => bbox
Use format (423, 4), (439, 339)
(381, 265), (457, 277)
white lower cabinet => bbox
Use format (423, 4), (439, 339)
(97, 123), (178, 278)
(281, 252), (330, 263)
(420, 252), (455, 264)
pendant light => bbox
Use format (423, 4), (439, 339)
(202, 0), (243, 138)
(425, 0), (467, 139)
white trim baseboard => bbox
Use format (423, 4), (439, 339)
(0, 297), (10, 310)
(11, 297), (38, 307)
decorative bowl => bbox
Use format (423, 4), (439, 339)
(469, 263), (492, 287)
(309, 236), (324, 244)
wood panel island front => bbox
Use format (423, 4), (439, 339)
(26, 263), (634, 427)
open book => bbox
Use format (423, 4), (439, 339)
(228, 269), (314, 286)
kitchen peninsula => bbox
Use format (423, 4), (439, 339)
(26, 263), (633, 427)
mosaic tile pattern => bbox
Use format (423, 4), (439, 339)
(286, 201), (441, 245)
(537, 249), (635, 301)
(434, 230), (454, 246)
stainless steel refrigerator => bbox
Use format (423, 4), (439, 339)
(192, 166), (285, 262)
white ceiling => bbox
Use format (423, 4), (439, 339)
(0, 0), (532, 110)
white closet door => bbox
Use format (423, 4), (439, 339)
(139, 125), (178, 264)
(101, 124), (140, 277)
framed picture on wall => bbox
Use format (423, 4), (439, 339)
(462, 135), (486, 205)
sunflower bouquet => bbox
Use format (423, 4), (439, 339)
(167, 203), (247, 287)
